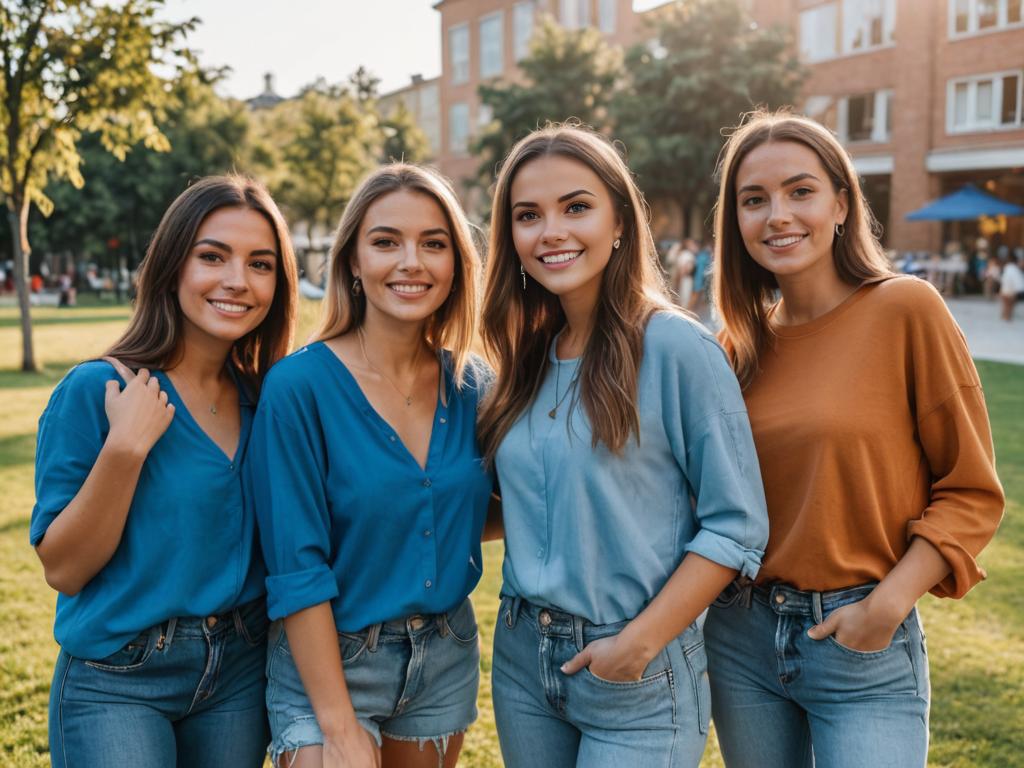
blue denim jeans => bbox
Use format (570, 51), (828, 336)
(705, 582), (930, 768)
(492, 595), (710, 768)
(265, 597), (480, 766)
(49, 597), (269, 768)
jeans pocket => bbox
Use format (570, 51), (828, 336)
(681, 637), (711, 734)
(237, 608), (269, 647)
(443, 598), (479, 645)
(583, 644), (672, 689)
(83, 632), (155, 673)
(826, 621), (908, 659)
(338, 631), (370, 665)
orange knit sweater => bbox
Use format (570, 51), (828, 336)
(744, 276), (1004, 598)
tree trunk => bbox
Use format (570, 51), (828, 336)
(8, 195), (38, 372)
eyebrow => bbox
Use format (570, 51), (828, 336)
(512, 189), (597, 209)
(366, 225), (451, 237)
(193, 237), (278, 259)
(738, 173), (821, 195)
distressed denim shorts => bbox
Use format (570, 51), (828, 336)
(265, 597), (480, 765)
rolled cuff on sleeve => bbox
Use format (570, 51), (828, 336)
(266, 565), (340, 620)
(906, 519), (987, 599)
(684, 528), (764, 582)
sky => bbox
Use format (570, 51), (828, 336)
(161, 0), (670, 100)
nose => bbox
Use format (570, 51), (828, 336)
(221, 257), (248, 292)
(541, 219), (568, 245)
(767, 195), (792, 229)
(398, 241), (423, 272)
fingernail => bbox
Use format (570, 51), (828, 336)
(560, 663), (568, 673)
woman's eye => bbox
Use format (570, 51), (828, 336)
(792, 187), (813, 198)
(566, 201), (590, 214)
(516, 210), (539, 222)
(198, 251), (223, 262)
(424, 240), (448, 250)
(740, 196), (763, 207)
(251, 259), (275, 272)
(371, 238), (397, 248)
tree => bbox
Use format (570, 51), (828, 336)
(474, 17), (621, 187)
(613, 0), (805, 236)
(0, 0), (196, 370)
(379, 102), (429, 165)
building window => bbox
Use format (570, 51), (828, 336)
(799, 3), (838, 62)
(599, 0), (617, 34)
(449, 102), (470, 154)
(560, 0), (590, 29)
(449, 24), (469, 85)
(950, 0), (1024, 36)
(514, 1), (535, 60)
(480, 12), (503, 78)
(948, 71), (1023, 131)
(838, 90), (892, 142)
(842, 0), (895, 52)
(478, 104), (494, 127)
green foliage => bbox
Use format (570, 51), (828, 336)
(474, 16), (621, 187)
(613, 0), (805, 235)
(379, 102), (430, 165)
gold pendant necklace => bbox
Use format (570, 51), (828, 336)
(358, 328), (423, 407)
(548, 358), (579, 419)
(170, 370), (223, 416)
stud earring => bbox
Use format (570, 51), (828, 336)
(613, 238), (621, 250)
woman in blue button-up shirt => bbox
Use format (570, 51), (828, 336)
(31, 175), (299, 768)
(477, 125), (769, 768)
(249, 164), (493, 768)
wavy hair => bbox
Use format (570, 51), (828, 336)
(712, 110), (893, 388)
(478, 124), (673, 461)
(314, 163), (481, 387)
(105, 175), (298, 387)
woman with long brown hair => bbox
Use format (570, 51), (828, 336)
(249, 164), (492, 768)
(706, 110), (1004, 767)
(478, 124), (768, 767)
(31, 175), (298, 767)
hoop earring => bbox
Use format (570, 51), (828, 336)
(834, 223), (845, 237)
(520, 263), (526, 291)
(351, 276), (363, 296)
(613, 238), (621, 250)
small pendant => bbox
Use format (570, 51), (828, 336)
(405, 397), (413, 406)
(548, 408), (557, 419)
(209, 405), (217, 415)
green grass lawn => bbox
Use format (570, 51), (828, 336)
(0, 303), (1021, 767)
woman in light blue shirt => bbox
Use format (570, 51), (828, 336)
(477, 125), (769, 768)
(31, 175), (299, 767)
(250, 164), (492, 768)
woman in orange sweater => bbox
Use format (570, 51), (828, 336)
(706, 111), (1004, 767)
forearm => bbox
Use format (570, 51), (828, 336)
(867, 537), (951, 621)
(34, 439), (146, 595)
(283, 602), (361, 740)
(621, 553), (736, 663)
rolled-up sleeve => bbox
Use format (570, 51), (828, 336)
(248, 381), (338, 620)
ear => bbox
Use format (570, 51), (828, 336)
(614, 214), (624, 243)
(836, 187), (850, 227)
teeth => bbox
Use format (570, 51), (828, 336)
(210, 300), (249, 313)
(541, 251), (581, 264)
(390, 284), (429, 294)
(767, 236), (804, 247)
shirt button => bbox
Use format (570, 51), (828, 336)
(424, 579), (432, 588)
(229, 463), (235, 470)
(536, 548), (544, 558)
(439, 417), (447, 424)
(422, 479), (432, 488)
(774, 593), (786, 605)
(424, 529), (432, 537)
(389, 435), (396, 442)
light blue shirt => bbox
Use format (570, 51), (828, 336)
(31, 362), (264, 660)
(496, 312), (768, 624)
(248, 343), (493, 630)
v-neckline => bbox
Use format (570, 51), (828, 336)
(157, 370), (245, 464)
(316, 341), (447, 473)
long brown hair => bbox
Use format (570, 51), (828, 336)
(478, 125), (673, 461)
(105, 175), (298, 386)
(712, 110), (893, 388)
(315, 163), (481, 386)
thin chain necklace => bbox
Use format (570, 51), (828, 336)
(357, 327), (423, 407)
(548, 354), (580, 420)
(170, 369), (225, 416)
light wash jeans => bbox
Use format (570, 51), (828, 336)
(492, 595), (710, 768)
(705, 582), (930, 768)
(49, 597), (269, 768)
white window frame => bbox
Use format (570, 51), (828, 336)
(837, 90), (892, 143)
(513, 1), (535, 61)
(841, 0), (896, 54)
(599, 0), (617, 34)
(449, 102), (470, 154)
(949, 0), (1024, 38)
(479, 12), (504, 79)
(946, 70), (1024, 133)
(799, 3), (839, 62)
(449, 24), (470, 85)
(560, 0), (590, 30)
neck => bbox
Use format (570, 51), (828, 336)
(775, 261), (858, 326)
(557, 283), (600, 358)
(171, 331), (231, 384)
(359, 313), (429, 376)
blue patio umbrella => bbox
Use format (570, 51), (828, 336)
(905, 184), (1024, 221)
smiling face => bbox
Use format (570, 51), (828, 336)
(510, 154), (623, 310)
(176, 206), (278, 352)
(352, 188), (456, 329)
(735, 140), (848, 286)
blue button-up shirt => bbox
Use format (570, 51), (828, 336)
(496, 312), (768, 624)
(248, 343), (492, 630)
(31, 362), (264, 660)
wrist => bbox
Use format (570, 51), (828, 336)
(618, 620), (659, 665)
(864, 587), (912, 627)
(102, 435), (149, 463)
(319, 710), (363, 742)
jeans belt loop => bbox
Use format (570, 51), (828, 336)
(811, 591), (824, 625)
(504, 596), (522, 629)
(232, 608), (246, 638)
(366, 622), (382, 653)
(572, 615), (585, 652)
(737, 577), (754, 609)
(160, 617), (177, 650)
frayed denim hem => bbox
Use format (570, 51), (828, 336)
(379, 728), (467, 768)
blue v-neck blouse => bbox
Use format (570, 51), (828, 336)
(247, 342), (493, 631)
(31, 361), (264, 660)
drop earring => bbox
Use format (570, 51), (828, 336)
(351, 276), (363, 296)
(520, 263), (526, 291)
(613, 238), (621, 249)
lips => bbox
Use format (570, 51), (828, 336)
(208, 299), (251, 314)
(538, 250), (583, 265)
(764, 234), (807, 248)
(387, 282), (431, 295)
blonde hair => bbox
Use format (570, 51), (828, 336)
(478, 124), (674, 461)
(712, 110), (893, 388)
(105, 175), (298, 388)
(315, 164), (481, 386)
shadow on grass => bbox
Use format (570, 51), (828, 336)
(0, 434), (34, 469)
(0, 360), (81, 390)
(0, 516), (29, 535)
(0, 313), (131, 328)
